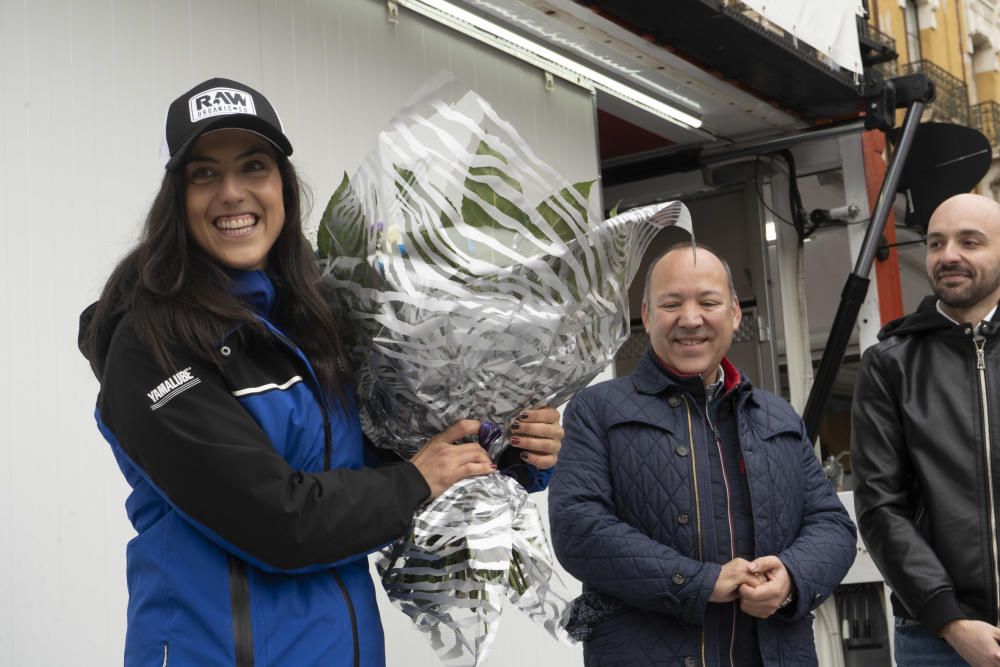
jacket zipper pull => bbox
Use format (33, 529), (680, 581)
(977, 339), (987, 371)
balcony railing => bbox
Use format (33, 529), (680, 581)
(972, 101), (1000, 148)
(900, 59), (970, 125)
(859, 20), (898, 66)
(873, 60), (899, 81)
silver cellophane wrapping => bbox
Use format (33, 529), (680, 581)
(317, 85), (691, 666)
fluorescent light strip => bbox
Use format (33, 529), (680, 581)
(397, 0), (702, 129)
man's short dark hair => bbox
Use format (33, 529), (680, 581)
(641, 241), (738, 307)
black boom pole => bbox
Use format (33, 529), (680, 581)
(802, 77), (933, 442)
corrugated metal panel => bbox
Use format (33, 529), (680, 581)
(0, 0), (595, 664)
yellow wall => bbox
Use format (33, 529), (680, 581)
(977, 71), (1000, 103)
(873, 2), (1000, 196)
(876, 3), (909, 62)
(921, 0), (967, 80)
(874, 2), (918, 130)
(877, 0), (967, 80)
(875, 0), (992, 117)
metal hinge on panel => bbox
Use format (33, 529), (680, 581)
(544, 71), (555, 91)
(757, 318), (771, 343)
(387, 1), (399, 24)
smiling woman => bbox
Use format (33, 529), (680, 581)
(183, 131), (286, 271)
(76, 77), (564, 667)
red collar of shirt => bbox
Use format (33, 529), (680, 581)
(651, 353), (741, 396)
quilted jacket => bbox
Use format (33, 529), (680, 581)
(548, 350), (856, 667)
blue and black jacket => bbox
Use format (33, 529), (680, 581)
(78, 270), (547, 666)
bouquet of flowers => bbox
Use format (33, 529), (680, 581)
(318, 82), (691, 666)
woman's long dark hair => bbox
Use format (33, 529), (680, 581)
(89, 153), (351, 403)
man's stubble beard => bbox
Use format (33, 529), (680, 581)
(930, 263), (1000, 310)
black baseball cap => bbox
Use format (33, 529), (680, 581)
(162, 77), (293, 170)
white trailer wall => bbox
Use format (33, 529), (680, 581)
(0, 0), (597, 664)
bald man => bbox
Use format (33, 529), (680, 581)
(549, 243), (856, 666)
(853, 193), (1000, 665)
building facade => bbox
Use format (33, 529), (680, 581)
(874, 0), (1000, 195)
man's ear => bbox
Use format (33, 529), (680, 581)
(641, 301), (650, 332)
(732, 299), (742, 330)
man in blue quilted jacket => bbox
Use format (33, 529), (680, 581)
(548, 243), (856, 666)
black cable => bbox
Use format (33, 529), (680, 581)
(752, 153), (882, 239)
(777, 149), (812, 238)
(752, 153), (823, 239)
(753, 157), (801, 229)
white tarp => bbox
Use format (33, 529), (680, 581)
(736, 0), (866, 74)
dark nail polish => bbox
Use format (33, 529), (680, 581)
(520, 412), (530, 420)
(510, 421), (520, 431)
(510, 437), (521, 446)
(520, 452), (530, 461)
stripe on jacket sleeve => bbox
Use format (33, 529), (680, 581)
(96, 318), (431, 572)
(231, 375), (303, 397)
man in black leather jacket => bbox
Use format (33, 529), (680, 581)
(853, 193), (1000, 665)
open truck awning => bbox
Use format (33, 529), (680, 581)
(403, 0), (875, 155)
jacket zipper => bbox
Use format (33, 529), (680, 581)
(333, 571), (361, 667)
(682, 398), (707, 667)
(228, 555), (255, 667)
(262, 324), (360, 663)
(322, 405), (333, 470)
(714, 449), (738, 667)
(328, 405), (358, 667)
(316, 379), (358, 665)
(266, 326), (334, 469)
(706, 400), (737, 667)
(975, 337), (1000, 625)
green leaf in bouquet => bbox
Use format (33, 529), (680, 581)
(459, 140), (583, 302)
(468, 140), (523, 192)
(400, 200), (468, 276)
(508, 550), (528, 596)
(535, 180), (595, 244)
(387, 164), (478, 278)
(534, 180), (598, 302)
(318, 172), (368, 259)
(461, 140), (539, 239)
